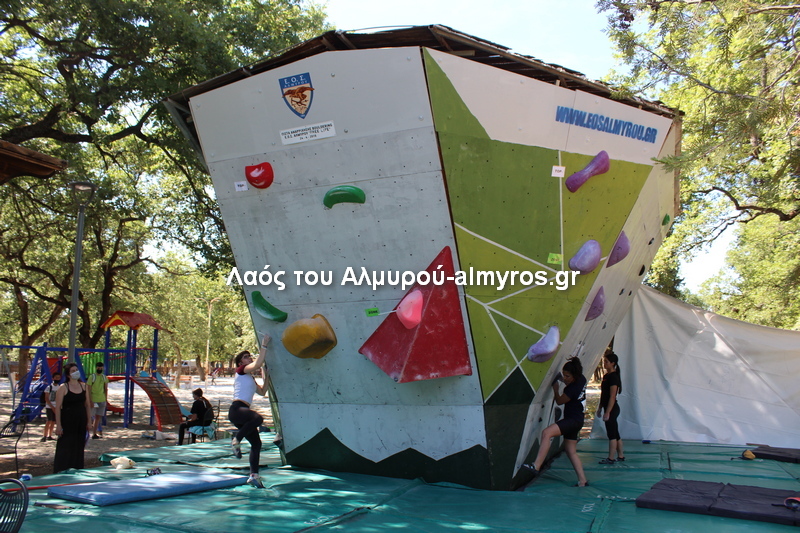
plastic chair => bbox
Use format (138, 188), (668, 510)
(0, 478), (29, 533)
(0, 419), (26, 479)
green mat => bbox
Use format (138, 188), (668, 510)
(20, 439), (800, 532)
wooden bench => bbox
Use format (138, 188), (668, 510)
(177, 375), (192, 388)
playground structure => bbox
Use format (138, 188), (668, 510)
(3, 310), (183, 431)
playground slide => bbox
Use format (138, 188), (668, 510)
(129, 375), (184, 431)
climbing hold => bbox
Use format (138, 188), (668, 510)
(526, 326), (560, 363)
(662, 214), (671, 226)
(244, 162), (274, 189)
(323, 185), (366, 208)
(585, 287), (605, 321)
(396, 289), (423, 329)
(565, 151), (610, 193)
(281, 314), (337, 359)
(252, 291), (288, 322)
(606, 231), (630, 268)
(569, 240), (602, 274)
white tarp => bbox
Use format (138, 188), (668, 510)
(595, 285), (800, 447)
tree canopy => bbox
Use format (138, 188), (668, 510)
(599, 0), (800, 327)
(0, 0), (329, 365)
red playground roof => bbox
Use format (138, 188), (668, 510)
(101, 311), (165, 330)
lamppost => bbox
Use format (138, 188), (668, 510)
(67, 181), (98, 363)
(195, 296), (221, 381)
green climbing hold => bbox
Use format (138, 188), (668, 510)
(323, 185), (366, 208)
(662, 214), (671, 226)
(252, 291), (288, 322)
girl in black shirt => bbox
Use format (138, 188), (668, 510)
(523, 357), (588, 486)
(598, 351), (625, 464)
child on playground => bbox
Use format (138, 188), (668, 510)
(87, 361), (108, 439)
(41, 371), (61, 442)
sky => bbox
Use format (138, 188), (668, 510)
(322, 0), (729, 291)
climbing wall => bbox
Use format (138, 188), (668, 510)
(187, 45), (679, 490)
(423, 49), (677, 481)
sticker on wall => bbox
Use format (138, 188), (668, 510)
(234, 181), (249, 192)
(551, 166), (566, 178)
(279, 72), (314, 119)
(547, 253), (562, 265)
(244, 162), (274, 189)
(280, 121), (336, 145)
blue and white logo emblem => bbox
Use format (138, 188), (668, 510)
(279, 73), (314, 119)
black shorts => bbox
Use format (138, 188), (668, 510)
(46, 408), (55, 421)
(556, 417), (583, 440)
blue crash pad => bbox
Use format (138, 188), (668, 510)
(48, 472), (248, 506)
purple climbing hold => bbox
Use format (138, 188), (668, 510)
(585, 287), (605, 321)
(569, 239), (602, 274)
(565, 151), (610, 193)
(526, 326), (560, 363)
(606, 231), (630, 268)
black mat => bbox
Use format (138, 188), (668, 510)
(752, 446), (800, 464)
(636, 479), (800, 527)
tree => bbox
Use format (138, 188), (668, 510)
(0, 0), (328, 368)
(700, 215), (800, 328)
(141, 254), (255, 379)
(599, 1), (800, 318)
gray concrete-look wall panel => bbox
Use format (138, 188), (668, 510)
(279, 402), (487, 461)
(190, 47), (433, 164)
(209, 127), (441, 201)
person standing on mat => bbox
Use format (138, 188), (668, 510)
(53, 362), (92, 473)
(523, 357), (589, 487)
(178, 388), (213, 445)
(229, 333), (271, 488)
(598, 350), (625, 464)
(88, 361), (108, 439)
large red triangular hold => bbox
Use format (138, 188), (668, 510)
(359, 246), (472, 383)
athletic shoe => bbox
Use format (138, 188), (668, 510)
(47, 436), (54, 441)
(231, 438), (242, 459)
(521, 463), (539, 476)
(92, 435), (101, 439)
(616, 456), (625, 462)
(247, 474), (265, 489)
(40, 437), (47, 442)
(598, 458), (615, 464)
(574, 480), (590, 487)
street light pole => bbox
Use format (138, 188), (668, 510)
(67, 181), (98, 364)
(195, 297), (221, 381)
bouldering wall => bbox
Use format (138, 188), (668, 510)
(180, 31), (679, 490)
